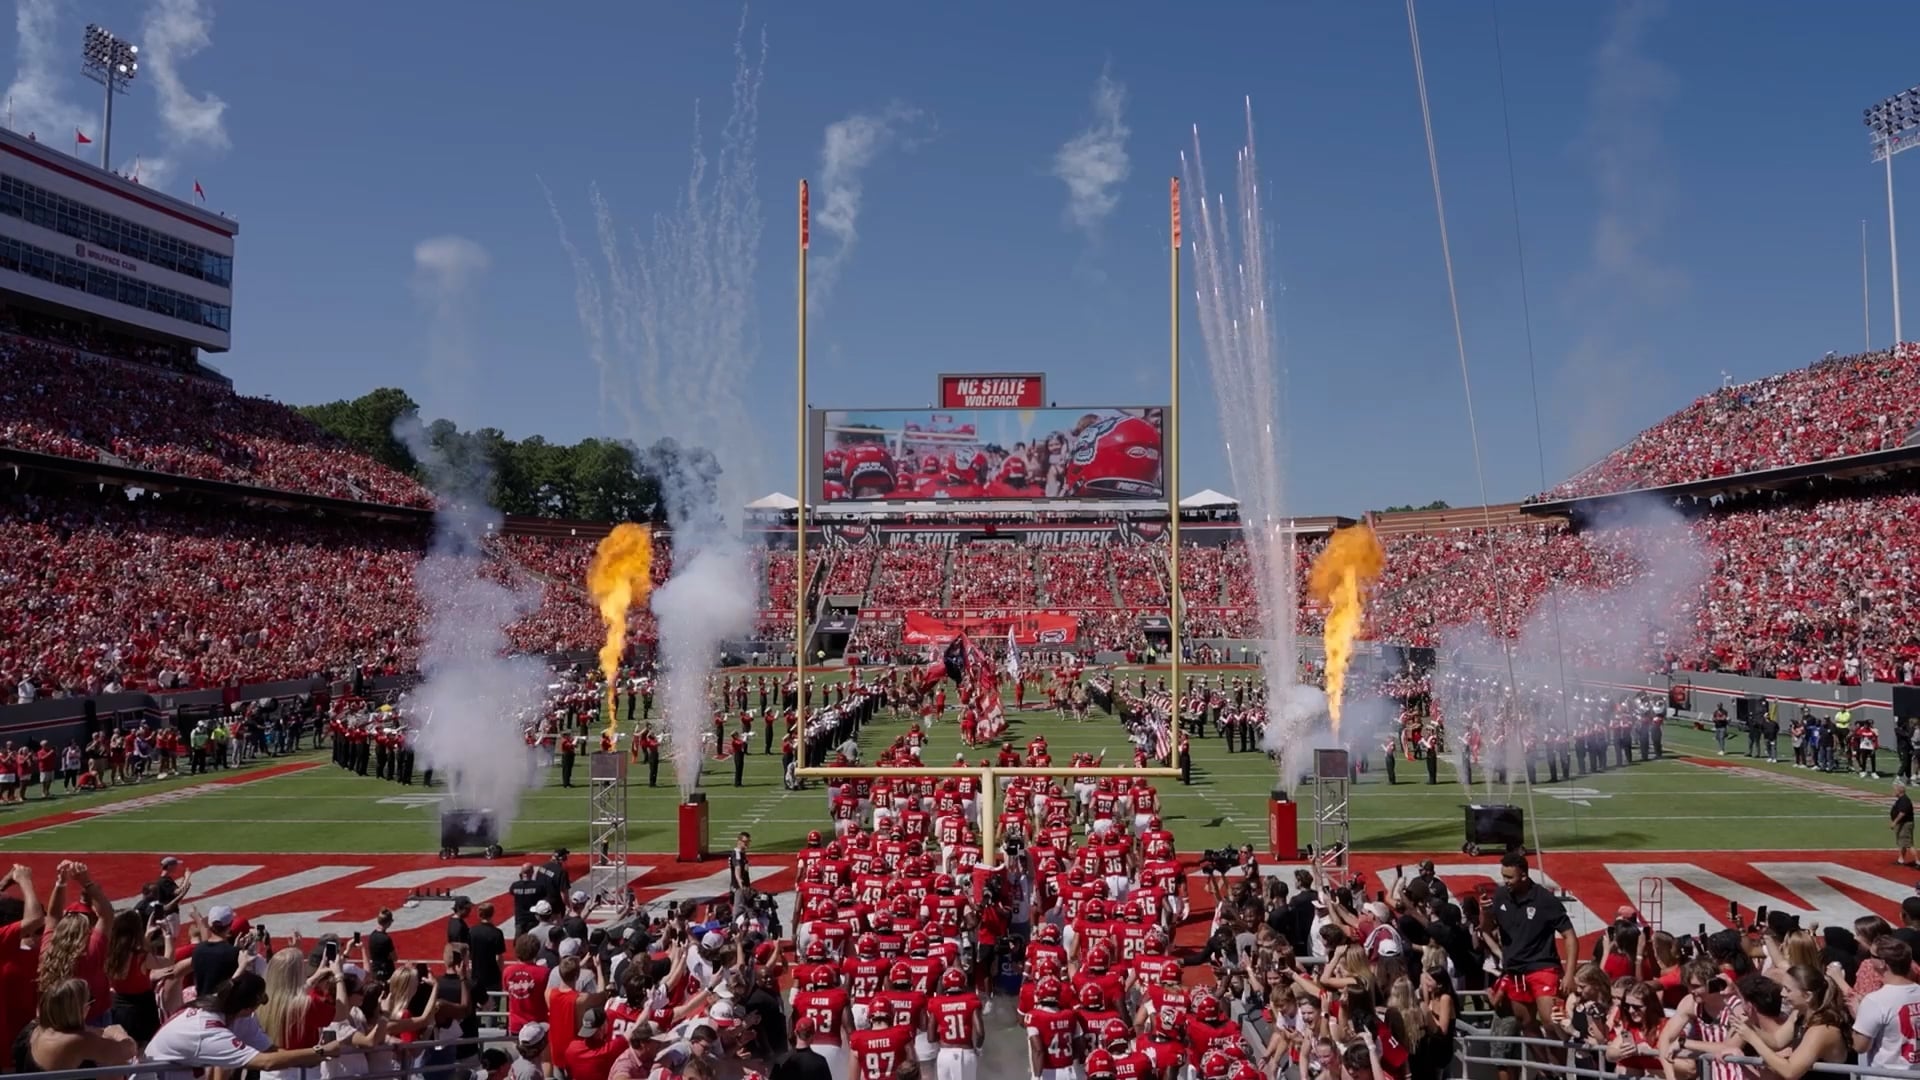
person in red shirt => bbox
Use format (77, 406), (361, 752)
(1026, 976), (1081, 1080)
(501, 934), (549, 1036)
(0, 865), (46, 1056)
(848, 999), (914, 1080)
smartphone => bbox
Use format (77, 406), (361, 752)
(1728, 900), (1740, 925)
(415, 962), (429, 979)
(1756, 904), (1769, 928)
(351, 931), (362, 948)
(323, 941), (339, 964)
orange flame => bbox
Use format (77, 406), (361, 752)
(1307, 524), (1385, 736)
(587, 523), (653, 737)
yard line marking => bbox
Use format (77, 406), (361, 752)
(1680, 758), (1893, 806)
(0, 761), (321, 839)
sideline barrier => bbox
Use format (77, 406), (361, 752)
(1452, 1029), (1920, 1080)
(15, 1034), (495, 1080)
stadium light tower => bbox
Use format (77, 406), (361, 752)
(1863, 85), (1920, 345)
(81, 23), (138, 172)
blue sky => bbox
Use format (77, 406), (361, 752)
(9, 0), (1920, 514)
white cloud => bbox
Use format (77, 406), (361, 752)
(413, 235), (491, 298)
(812, 101), (922, 314)
(5, 0), (96, 146)
(1052, 67), (1131, 236)
(139, 0), (228, 151)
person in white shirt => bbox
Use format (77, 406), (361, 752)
(1853, 938), (1920, 1070)
(141, 972), (348, 1080)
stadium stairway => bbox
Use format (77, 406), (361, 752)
(939, 548), (955, 607)
(1104, 551), (1123, 606)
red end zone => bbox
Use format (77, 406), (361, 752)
(14, 851), (1913, 959)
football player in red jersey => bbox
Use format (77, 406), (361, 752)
(1024, 977), (1081, 1080)
(1074, 982), (1125, 1054)
(1101, 1020), (1155, 1080)
(849, 999), (914, 1080)
(1073, 946), (1125, 1011)
(926, 967), (983, 1080)
(1183, 993), (1243, 1069)
(791, 962), (851, 1080)
(842, 934), (890, 1028)
(1027, 924), (1068, 973)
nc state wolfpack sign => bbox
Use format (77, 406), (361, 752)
(939, 373), (1045, 410)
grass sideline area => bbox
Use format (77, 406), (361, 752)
(0, 668), (1894, 856)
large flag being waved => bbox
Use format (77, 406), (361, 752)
(1004, 626), (1021, 683)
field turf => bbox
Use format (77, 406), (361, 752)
(0, 667), (1893, 857)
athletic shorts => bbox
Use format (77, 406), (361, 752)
(1495, 968), (1562, 1004)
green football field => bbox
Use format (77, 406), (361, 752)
(0, 668), (1894, 857)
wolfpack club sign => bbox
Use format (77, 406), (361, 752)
(15, 851), (1913, 956)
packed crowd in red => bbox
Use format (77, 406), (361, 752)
(948, 546), (1037, 607)
(1538, 345), (1920, 500)
(0, 333), (431, 507)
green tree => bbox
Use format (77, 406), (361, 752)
(297, 387), (422, 474)
(1378, 499), (1453, 513)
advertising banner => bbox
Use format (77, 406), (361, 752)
(821, 406), (1164, 502)
(939, 373), (1046, 409)
(900, 610), (1079, 646)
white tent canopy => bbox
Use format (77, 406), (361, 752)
(1179, 488), (1238, 508)
(745, 492), (799, 510)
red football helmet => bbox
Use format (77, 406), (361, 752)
(920, 454), (938, 475)
(940, 967), (968, 993)
(844, 442), (897, 499)
(804, 939), (829, 963)
(1084, 946), (1111, 974)
(1201, 1050), (1234, 1080)
(1103, 1018), (1131, 1049)
(806, 829), (824, 847)
(1078, 983), (1105, 1009)
(1231, 1061), (1264, 1080)
(823, 448), (846, 481)
(907, 932), (930, 956)
(1067, 413), (1161, 497)
(999, 455), (1029, 487)
(1037, 924), (1062, 945)
(1084, 898), (1108, 922)
(855, 933), (878, 958)
(1196, 993), (1224, 1023)
(1085, 1050), (1117, 1080)
(1036, 976), (1063, 1005)
(808, 964), (837, 990)
(888, 964), (914, 990)
(867, 999), (892, 1026)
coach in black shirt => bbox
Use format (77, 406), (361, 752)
(1484, 852), (1576, 1031)
(509, 865), (545, 935)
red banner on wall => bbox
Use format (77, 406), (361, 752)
(937, 373), (1046, 409)
(901, 610), (1078, 646)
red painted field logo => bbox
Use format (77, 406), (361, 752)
(18, 851), (1910, 957)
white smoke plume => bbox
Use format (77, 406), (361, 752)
(1052, 66), (1130, 236)
(413, 236), (491, 410)
(394, 414), (550, 835)
(1559, 0), (1681, 474)
(811, 100), (924, 314)
(1433, 496), (1707, 793)
(394, 230), (546, 837)
(138, 0), (228, 152)
(546, 16), (768, 800)
(5, 0), (95, 146)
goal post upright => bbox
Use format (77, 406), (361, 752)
(790, 175), (1188, 856)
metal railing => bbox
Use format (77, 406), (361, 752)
(17, 1034), (497, 1080)
(1451, 1028), (1920, 1080)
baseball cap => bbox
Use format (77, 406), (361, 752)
(558, 939), (582, 958)
(576, 1007), (603, 1040)
(570, 890), (588, 905)
(1615, 905), (1639, 921)
(700, 931), (725, 950)
(62, 902), (93, 917)
(1375, 937), (1403, 958)
(1364, 901), (1392, 923)
(207, 905), (237, 928)
(793, 1018), (818, 1042)
(517, 1022), (549, 1047)
(160, 857), (182, 870)
(531, 900), (553, 916)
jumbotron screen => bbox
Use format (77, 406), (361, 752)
(819, 406), (1165, 501)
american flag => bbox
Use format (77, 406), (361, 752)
(1150, 713), (1172, 762)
